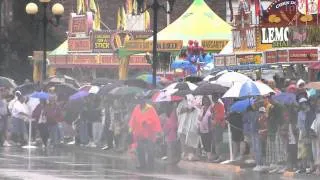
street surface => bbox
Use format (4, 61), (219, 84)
(0, 146), (317, 180)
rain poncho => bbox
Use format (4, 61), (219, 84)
(311, 114), (320, 165)
(129, 104), (162, 142)
(176, 95), (200, 149)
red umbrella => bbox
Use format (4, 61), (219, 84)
(151, 90), (183, 103)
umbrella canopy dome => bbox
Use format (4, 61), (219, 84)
(147, 0), (231, 45)
(214, 72), (252, 87)
(193, 82), (227, 95)
(223, 81), (275, 98)
(165, 82), (198, 92)
(108, 86), (144, 96)
(0, 76), (17, 89)
(230, 99), (253, 113)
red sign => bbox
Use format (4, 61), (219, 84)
(73, 55), (97, 64)
(288, 49), (318, 62)
(68, 14), (88, 34)
(100, 55), (117, 65)
(68, 38), (91, 52)
(265, 50), (289, 64)
(130, 56), (148, 64)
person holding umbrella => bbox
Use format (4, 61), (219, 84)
(32, 99), (49, 147)
(128, 93), (162, 170)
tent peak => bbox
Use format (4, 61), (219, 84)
(193, 0), (205, 5)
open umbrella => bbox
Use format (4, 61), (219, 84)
(151, 90), (183, 103)
(223, 81), (274, 98)
(30, 91), (50, 100)
(184, 76), (203, 83)
(109, 86), (144, 96)
(50, 83), (78, 99)
(124, 79), (148, 89)
(47, 75), (80, 88)
(165, 82), (198, 91)
(0, 76), (17, 88)
(98, 83), (121, 96)
(193, 82), (227, 95)
(230, 99), (254, 113)
(14, 83), (39, 95)
(91, 78), (122, 86)
(214, 72), (252, 87)
(69, 91), (89, 100)
(305, 82), (320, 90)
(136, 74), (162, 85)
(272, 92), (297, 105)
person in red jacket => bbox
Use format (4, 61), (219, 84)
(129, 94), (162, 170)
(212, 95), (226, 162)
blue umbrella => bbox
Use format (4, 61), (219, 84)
(230, 99), (253, 113)
(272, 92), (297, 105)
(30, 91), (50, 100)
(69, 91), (89, 101)
(171, 60), (192, 69)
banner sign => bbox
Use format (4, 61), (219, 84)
(201, 40), (229, 51)
(68, 38), (91, 52)
(288, 26), (320, 46)
(233, 27), (257, 52)
(214, 56), (226, 67)
(125, 40), (183, 51)
(68, 14), (88, 34)
(72, 55), (97, 64)
(236, 54), (262, 65)
(288, 49), (318, 62)
(92, 32), (113, 52)
(214, 55), (236, 67)
(265, 50), (289, 64)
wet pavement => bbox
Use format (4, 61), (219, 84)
(0, 146), (318, 180)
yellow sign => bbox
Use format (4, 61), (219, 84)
(201, 40), (229, 51)
(125, 40), (183, 51)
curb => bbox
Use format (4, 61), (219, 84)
(60, 145), (242, 173)
(178, 161), (242, 174)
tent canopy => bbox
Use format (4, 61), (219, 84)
(148, 0), (232, 45)
(49, 40), (68, 56)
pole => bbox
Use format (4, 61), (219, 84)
(152, 0), (159, 88)
(166, 1), (170, 26)
(42, 3), (48, 84)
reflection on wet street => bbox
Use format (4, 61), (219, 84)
(0, 146), (219, 180)
(0, 146), (318, 180)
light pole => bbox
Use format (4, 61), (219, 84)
(25, 0), (64, 84)
(137, 0), (175, 88)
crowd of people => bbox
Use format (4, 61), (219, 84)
(0, 76), (320, 175)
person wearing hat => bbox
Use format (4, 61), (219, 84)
(252, 106), (268, 171)
(10, 91), (28, 145)
(129, 93), (162, 170)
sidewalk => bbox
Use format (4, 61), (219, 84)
(59, 144), (242, 174)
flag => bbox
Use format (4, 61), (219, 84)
(77, 0), (86, 14)
(117, 7), (121, 29)
(93, 3), (101, 30)
(133, 0), (138, 15)
(121, 6), (127, 30)
(126, 0), (133, 14)
(144, 10), (150, 29)
(89, 0), (98, 13)
(255, 0), (261, 16)
(306, 0), (308, 15)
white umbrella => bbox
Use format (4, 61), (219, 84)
(214, 72), (252, 87)
(223, 81), (274, 98)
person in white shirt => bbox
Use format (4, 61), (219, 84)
(0, 90), (8, 146)
(10, 92), (28, 145)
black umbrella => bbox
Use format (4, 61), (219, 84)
(14, 83), (39, 95)
(46, 75), (80, 88)
(0, 76), (17, 89)
(193, 82), (227, 95)
(53, 83), (78, 100)
(124, 79), (148, 89)
(92, 78), (122, 86)
(184, 76), (203, 83)
(97, 83), (121, 96)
